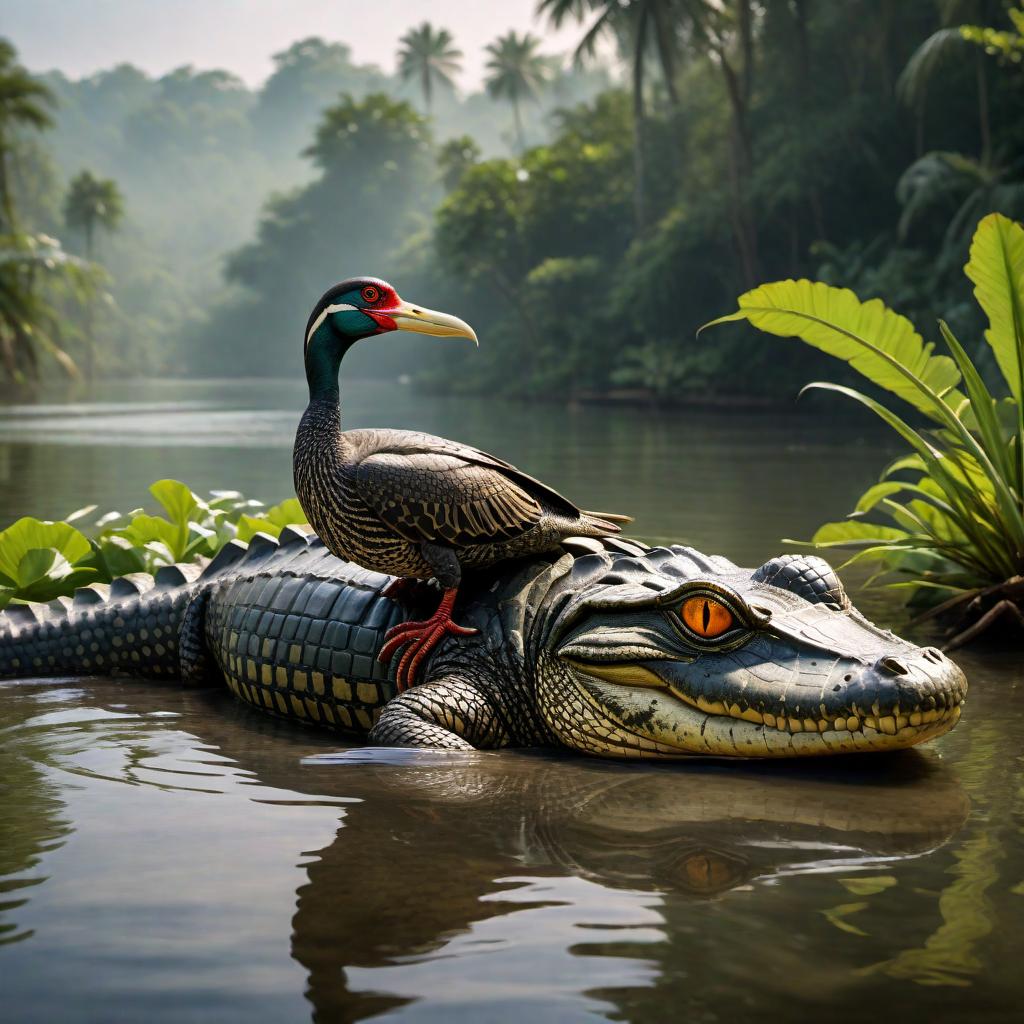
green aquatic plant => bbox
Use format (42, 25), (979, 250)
(0, 479), (308, 609)
(0, 517), (97, 605)
(705, 213), (1024, 647)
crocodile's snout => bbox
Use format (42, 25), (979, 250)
(835, 645), (967, 735)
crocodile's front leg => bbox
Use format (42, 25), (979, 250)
(369, 677), (509, 750)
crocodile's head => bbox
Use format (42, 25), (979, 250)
(529, 543), (966, 758)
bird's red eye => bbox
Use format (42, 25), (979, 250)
(361, 285), (380, 304)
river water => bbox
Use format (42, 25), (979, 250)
(0, 379), (1022, 1022)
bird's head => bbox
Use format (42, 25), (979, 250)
(304, 277), (477, 354)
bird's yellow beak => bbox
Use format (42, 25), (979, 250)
(389, 300), (478, 345)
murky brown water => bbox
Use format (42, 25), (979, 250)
(1, 380), (1022, 1022)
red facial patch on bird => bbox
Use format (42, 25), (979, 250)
(361, 282), (400, 333)
(364, 309), (398, 332)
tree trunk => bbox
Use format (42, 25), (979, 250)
(976, 50), (991, 165)
(793, 0), (827, 245)
(631, 9), (649, 232)
(85, 218), (95, 381)
(737, 0), (754, 104)
(0, 142), (15, 233)
(651, 2), (680, 108)
(717, 52), (759, 287)
(513, 97), (525, 153)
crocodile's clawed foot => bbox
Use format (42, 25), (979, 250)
(377, 587), (478, 691)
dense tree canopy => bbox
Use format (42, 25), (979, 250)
(2, 1), (1022, 398)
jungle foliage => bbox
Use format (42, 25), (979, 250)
(411, 0), (1024, 400)
(0, 479), (308, 609)
(2, 2), (1023, 401)
(0, 40), (106, 381)
(710, 213), (1024, 644)
(3, 34), (606, 381)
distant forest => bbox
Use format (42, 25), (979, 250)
(4, 2), (1024, 400)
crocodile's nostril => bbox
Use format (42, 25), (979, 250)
(922, 647), (944, 664)
(876, 656), (910, 676)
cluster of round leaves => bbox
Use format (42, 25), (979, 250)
(0, 480), (308, 609)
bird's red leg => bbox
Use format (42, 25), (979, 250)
(378, 587), (478, 691)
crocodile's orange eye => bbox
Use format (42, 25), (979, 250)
(680, 596), (734, 638)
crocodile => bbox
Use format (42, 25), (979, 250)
(0, 526), (967, 758)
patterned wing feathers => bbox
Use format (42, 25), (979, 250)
(357, 452), (543, 547)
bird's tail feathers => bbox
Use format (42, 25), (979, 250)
(580, 509), (633, 535)
(583, 510), (633, 525)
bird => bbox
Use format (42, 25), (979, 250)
(293, 277), (632, 690)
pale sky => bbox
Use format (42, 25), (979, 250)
(0, 0), (591, 90)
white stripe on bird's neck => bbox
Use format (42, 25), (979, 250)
(305, 303), (356, 349)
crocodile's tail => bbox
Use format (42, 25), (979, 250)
(0, 563), (207, 681)
(0, 526), (315, 684)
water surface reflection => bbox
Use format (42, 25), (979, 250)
(2, 381), (1023, 1021)
(5, 674), (1017, 1023)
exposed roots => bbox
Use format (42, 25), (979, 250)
(911, 576), (1024, 651)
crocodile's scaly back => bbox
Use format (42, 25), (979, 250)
(203, 528), (407, 730)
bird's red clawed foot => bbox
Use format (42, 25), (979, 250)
(377, 587), (478, 691)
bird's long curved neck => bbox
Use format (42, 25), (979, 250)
(295, 324), (352, 482)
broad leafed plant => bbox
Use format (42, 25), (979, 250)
(0, 480), (309, 610)
(705, 213), (1024, 647)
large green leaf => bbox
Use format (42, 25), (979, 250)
(965, 213), (1024, 403)
(937, 319), (1013, 486)
(703, 279), (966, 420)
(235, 498), (308, 543)
(0, 517), (92, 584)
(810, 521), (911, 547)
(17, 548), (64, 589)
(804, 381), (1024, 563)
(89, 535), (148, 579)
(150, 479), (203, 527)
(115, 513), (188, 561)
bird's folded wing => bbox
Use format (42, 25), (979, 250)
(383, 432), (583, 519)
(356, 451), (544, 547)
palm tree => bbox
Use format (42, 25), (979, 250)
(896, 150), (1024, 268)
(0, 233), (99, 381)
(396, 23), (462, 114)
(63, 171), (123, 379)
(0, 39), (54, 231)
(897, 0), (1010, 162)
(63, 170), (124, 260)
(537, 0), (688, 229)
(484, 32), (553, 151)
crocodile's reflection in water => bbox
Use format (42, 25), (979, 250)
(0, 681), (971, 1020)
(181, 694), (968, 1017)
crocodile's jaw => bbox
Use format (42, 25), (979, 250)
(549, 666), (962, 758)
